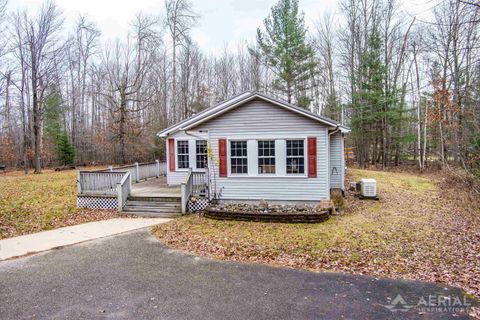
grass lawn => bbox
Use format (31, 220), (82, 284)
(0, 169), (119, 239)
(153, 168), (480, 301)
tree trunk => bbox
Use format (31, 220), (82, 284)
(31, 56), (42, 174)
(119, 89), (127, 165)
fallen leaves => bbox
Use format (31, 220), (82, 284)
(0, 169), (122, 239)
(153, 168), (480, 305)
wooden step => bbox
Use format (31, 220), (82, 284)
(122, 211), (181, 218)
(123, 206), (181, 213)
(125, 201), (180, 208)
(127, 196), (181, 203)
(123, 194), (182, 218)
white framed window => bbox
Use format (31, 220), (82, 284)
(286, 139), (305, 174)
(258, 140), (275, 174)
(196, 140), (207, 169)
(177, 140), (189, 169)
(230, 140), (248, 174)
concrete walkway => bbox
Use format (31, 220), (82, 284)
(0, 218), (170, 260)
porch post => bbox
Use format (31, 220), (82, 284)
(205, 167), (210, 200)
(155, 160), (160, 178)
(117, 183), (123, 212)
(135, 162), (139, 182)
(181, 183), (187, 214)
(77, 170), (82, 194)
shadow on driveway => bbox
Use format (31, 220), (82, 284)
(0, 229), (475, 319)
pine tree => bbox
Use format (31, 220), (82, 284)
(253, 0), (316, 106)
(351, 30), (386, 166)
(57, 131), (75, 166)
(43, 91), (75, 166)
(44, 92), (62, 142)
(350, 29), (413, 166)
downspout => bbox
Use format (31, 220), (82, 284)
(328, 126), (341, 198)
(328, 125), (346, 196)
(328, 125), (341, 136)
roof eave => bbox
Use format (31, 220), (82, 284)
(157, 92), (347, 137)
(157, 91), (253, 137)
(339, 125), (351, 133)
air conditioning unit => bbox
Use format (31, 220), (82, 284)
(360, 179), (377, 198)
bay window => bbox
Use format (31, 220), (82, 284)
(286, 139), (305, 174)
(224, 138), (309, 177)
(230, 141), (248, 174)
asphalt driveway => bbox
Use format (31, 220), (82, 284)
(0, 229), (475, 320)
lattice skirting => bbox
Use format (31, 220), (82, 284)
(188, 198), (210, 212)
(77, 195), (118, 209)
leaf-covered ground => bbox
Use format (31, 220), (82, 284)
(153, 168), (480, 303)
(0, 169), (120, 239)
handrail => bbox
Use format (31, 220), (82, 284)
(119, 171), (130, 185)
(181, 169), (193, 214)
(181, 169), (209, 214)
(117, 172), (131, 212)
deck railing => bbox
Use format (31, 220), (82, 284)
(78, 160), (208, 214)
(77, 171), (127, 195)
(109, 161), (166, 182)
(77, 161), (165, 211)
(181, 168), (209, 213)
(117, 172), (131, 211)
(138, 162), (159, 180)
(192, 170), (209, 198)
(78, 161), (165, 192)
(111, 164), (138, 182)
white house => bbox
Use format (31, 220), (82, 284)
(158, 91), (349, 203)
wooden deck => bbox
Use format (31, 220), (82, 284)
(130, 177), (181, 198)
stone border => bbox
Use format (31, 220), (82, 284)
(203, 208), (330, 223)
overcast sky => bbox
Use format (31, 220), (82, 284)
(10, 0), (434, 54)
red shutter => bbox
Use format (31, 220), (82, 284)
(168, 138), (175, 172)
(307, 137), (317, 178)
(219, 138), (227, 177)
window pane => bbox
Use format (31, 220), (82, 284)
(196, 140), (207, 169)
(177, 141), (189, 169)
(258, 140), (275, 174)
(286, 140), (304, 174)
(230, 140), (248, 174)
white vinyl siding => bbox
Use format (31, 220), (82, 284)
(189, 99), (330, 201)
(329, 132), (345, 190)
